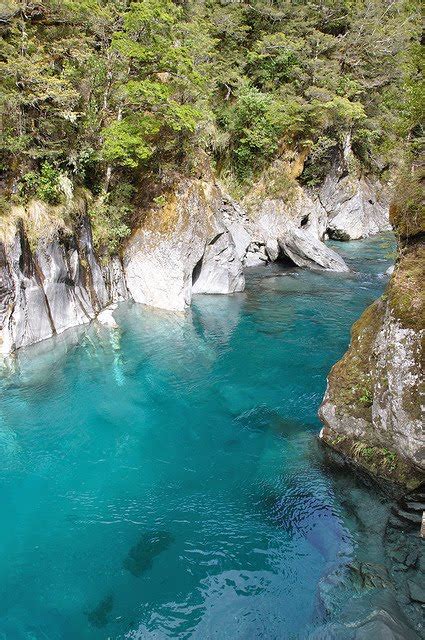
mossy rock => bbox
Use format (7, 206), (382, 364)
(389, 165), (425, 239)
(322, 428), (424, 490)
(387, 243), (425, 332)
(326, 299), (385, 419)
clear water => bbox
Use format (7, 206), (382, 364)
(0, 235), (397, 639)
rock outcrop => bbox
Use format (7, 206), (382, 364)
(0, 199), (128, 354)
(0, 147), (390, 354)
(320, 171), (390, 241)
(319, 163), (424, 487)
(123, 178), (244, 312)
(317, 134), (391, 241)
(278, 227), (350, 272)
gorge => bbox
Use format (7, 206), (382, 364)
(0, 1), (423, 638)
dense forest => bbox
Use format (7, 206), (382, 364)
(0, 0), (422, 254)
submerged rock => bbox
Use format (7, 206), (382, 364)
(122, 530), (174, 577)
(407, 579), (425, 604)
(310, 591), (421, 639)
(86, 593), (114, 628)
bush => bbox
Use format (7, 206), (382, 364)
(19, 162), (61, 204)
(88, 183), (133, 256)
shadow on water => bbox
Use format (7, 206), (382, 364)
(123, 531), (175, 577)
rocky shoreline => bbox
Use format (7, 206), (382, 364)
(0, 142), (389, 356)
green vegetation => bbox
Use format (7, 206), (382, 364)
(324, 427), (423, 487)
(326, 299), (384, 418)
(18, 162), (62, 204)
(359, 386), (373, 408)
(0, 0), (422, 254)
(351, 441), (398, 473)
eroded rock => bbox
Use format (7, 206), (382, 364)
(278, 227), (350, 272)
(0, 201), (127, 354)
(124, 179), (245, 311)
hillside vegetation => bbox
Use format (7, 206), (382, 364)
(0, 0), (422, 254)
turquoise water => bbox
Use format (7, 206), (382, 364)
(0, 235), (397, 639)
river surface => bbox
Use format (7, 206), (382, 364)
(0, 235), (398, 639)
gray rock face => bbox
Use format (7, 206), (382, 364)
(0, 209), (127, 354)
(372, 312), (424, 471)
(124, 179), (245, 311)
(320, 306), (424, 477)
(320, 173), (390, 241)
(243, 187), (328, 266)
(278, 227), (350, 272)
(35, 236), (94, 336)
(1, 227), (54, 354)
(192, 230), (244, 295)
(319, 224), (424, 488)
(317, 137), (390, 240)
(102, 255), (128, 303)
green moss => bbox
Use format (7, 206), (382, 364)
(387, 243), (425, 331)
(322, 428), (423, 489)
(326, 299), (384, 419)
(390, 164), (425, 239)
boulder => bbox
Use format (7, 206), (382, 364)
(278, 227), (350, 272)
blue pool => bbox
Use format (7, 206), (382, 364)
(0, 235), (398, 638)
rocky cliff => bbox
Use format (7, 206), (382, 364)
(0, 196), (128, 354)
(0, 150), (390, 355)
(319, 168), (424, 488)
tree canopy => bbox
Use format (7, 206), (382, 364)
(0, 0), (422, 251)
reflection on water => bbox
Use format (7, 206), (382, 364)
(1, 233), (420, 639)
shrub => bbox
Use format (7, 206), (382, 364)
(19, 162), (61, 205)
(89, 183), (133, 256)
(227, 85), (287, 181)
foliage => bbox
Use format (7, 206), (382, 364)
(19, 163), (62, 204)
(359, 386), (373, 407)
(0, 0), (422, 250)
(88, 183), (132, 256)
(351, 441), (397, 472)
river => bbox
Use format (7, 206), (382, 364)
(0, 234), (401, 638)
